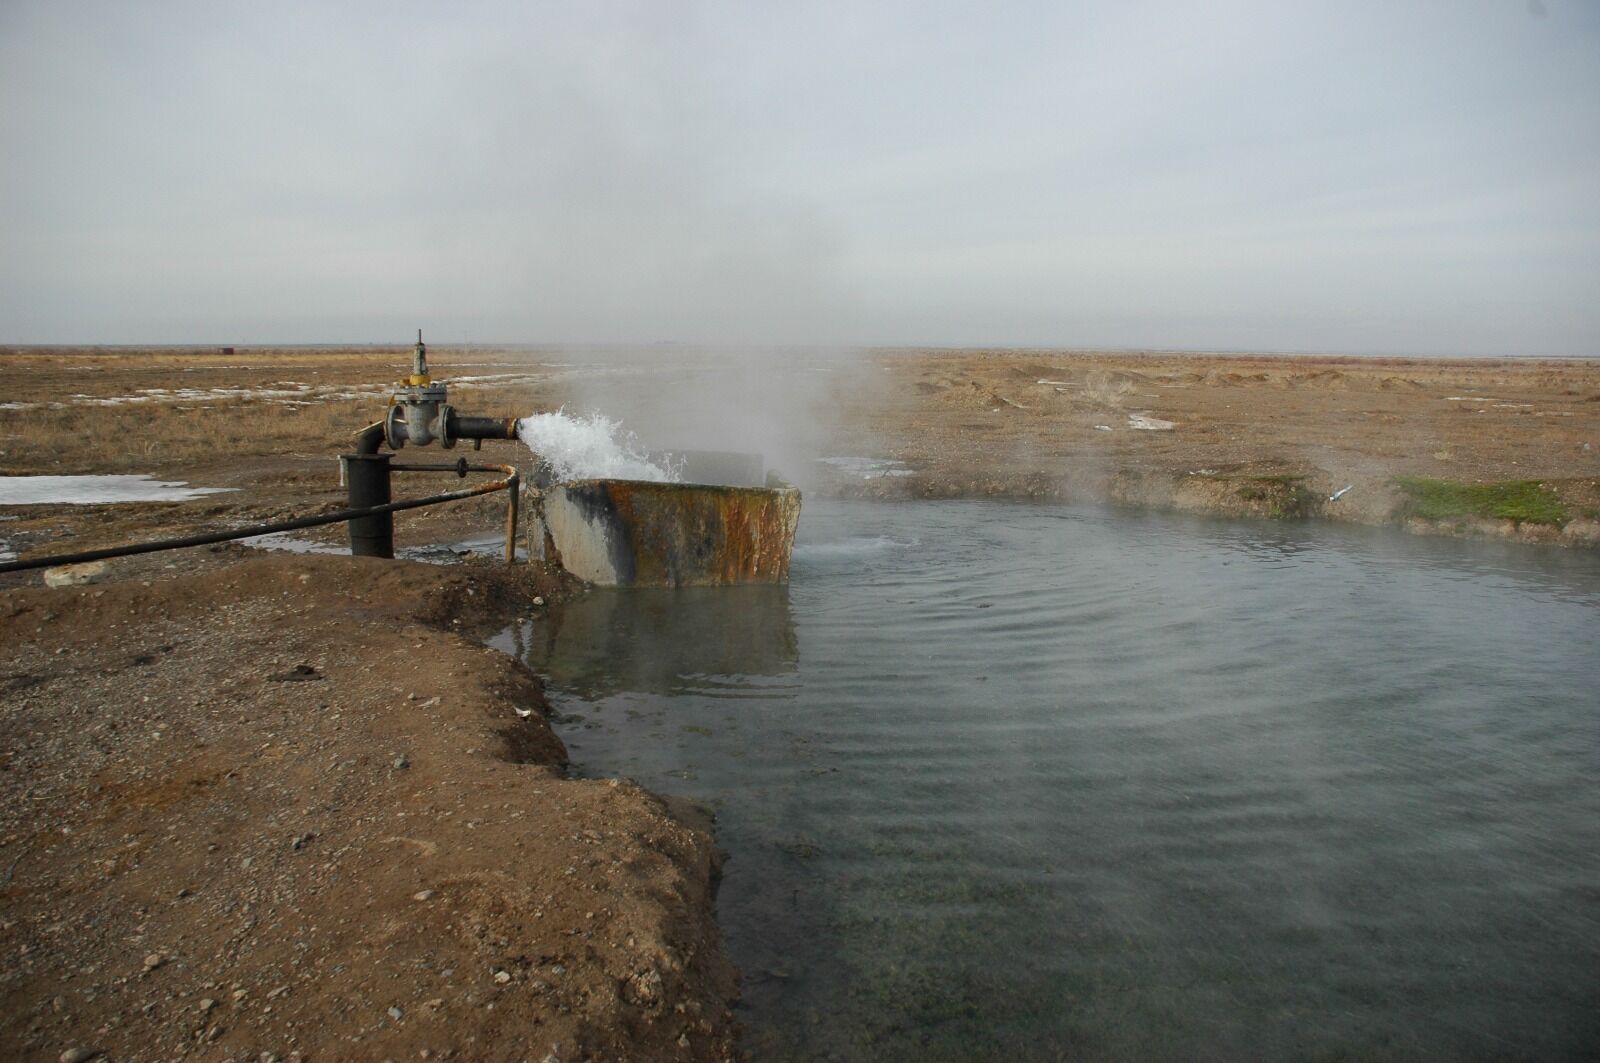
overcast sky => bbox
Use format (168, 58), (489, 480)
(2, 1), (1596, 355)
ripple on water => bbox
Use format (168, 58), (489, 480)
(493, 499), (1600, 1062)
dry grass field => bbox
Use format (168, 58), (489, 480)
(830, 349), (1600, 544)
(1, 346), (566, 562)
(4, 345), (1599, 570)
(2, 346), (534, 473)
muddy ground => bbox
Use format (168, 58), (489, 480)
(2, 344), (1598, 1061)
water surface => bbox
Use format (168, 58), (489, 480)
(492, 500), (1600, 1061)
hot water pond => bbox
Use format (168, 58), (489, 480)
(490, 499), (1600, 1061)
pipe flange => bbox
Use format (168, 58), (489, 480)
(384, 403), (407, 449)
(438, 403), (457, 450)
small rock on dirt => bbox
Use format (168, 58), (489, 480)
(44, 562), (112, 588)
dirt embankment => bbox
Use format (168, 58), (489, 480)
(820, 351), (1600, 546)
(0, 556), (738, 1062)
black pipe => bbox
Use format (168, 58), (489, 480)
(391, 459), (472, 476)
(0, 472), (517, 576)
(354, 421), (385, 455)
(448, 413), (519, 442)
(346, 453), (394, 558)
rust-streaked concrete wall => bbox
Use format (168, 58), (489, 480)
(537, 479), (801, 587)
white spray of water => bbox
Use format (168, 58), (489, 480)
(516, 409), (678, 483)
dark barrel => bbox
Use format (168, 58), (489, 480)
(345, 453), (394, 557)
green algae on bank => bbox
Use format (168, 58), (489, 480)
(1394, 476), (1569, 526)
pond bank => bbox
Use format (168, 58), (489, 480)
(0, 555), (739, 1062)
(825, 465), (1600, 547)
(819, 350), (1600, 548)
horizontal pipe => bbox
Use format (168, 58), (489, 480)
(448, 413), (520, 442)
(390, 461), (514, 475)
(0, 467), (518, 576)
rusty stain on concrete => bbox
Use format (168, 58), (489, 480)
(537, 479), (801, 587)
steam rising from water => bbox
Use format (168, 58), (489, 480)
(554, 345), (863, 493)
(791, 534), (919, 561)
(509, 499), (1600, 1060)
(516, 409), (678, 483)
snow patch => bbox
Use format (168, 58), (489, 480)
(0, 475), (235, 505)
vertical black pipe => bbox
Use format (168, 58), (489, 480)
(345, 454), (394, 557)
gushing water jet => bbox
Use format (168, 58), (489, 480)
(346, 333), (801, 586)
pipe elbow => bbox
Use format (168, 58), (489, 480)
(353, 421), (386, 454)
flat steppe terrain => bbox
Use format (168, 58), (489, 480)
(3, 345), (1596, 560)
(838, 349), (1600, 544)
(2, 344), (1596, 1060)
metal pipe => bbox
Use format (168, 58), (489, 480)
(388, 462), (520, 561)
(346, 453), (394, 557)
(388, 461), (519, 559)
(391, 460), (484, 474)
(447, 413), (520, 442)
(505, 472), (520, 563)
(354, 421), (385, 455)
(0, 469), (519, 576)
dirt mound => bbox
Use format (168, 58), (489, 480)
(1202, 369), (1269, 387)
(1288, 369), (1350, 389)
(1378, 376), (1426, 390)
(921, 379), (1001, 410)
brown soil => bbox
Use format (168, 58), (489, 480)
(2, 346), (1596, 560)
(0, 555), (738, 1062)
(821, 350), (1600, 546)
